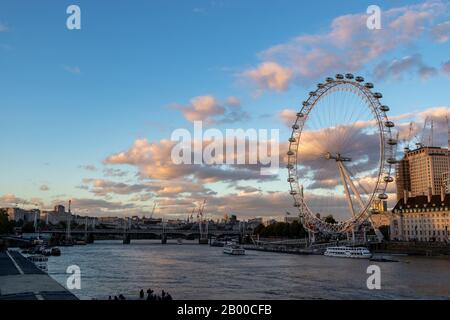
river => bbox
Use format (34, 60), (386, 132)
(46, 240), (450, 300)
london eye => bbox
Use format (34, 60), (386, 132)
(287, 74), (396, 237)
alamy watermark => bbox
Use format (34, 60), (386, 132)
(366, 265), (381, 290)
(170, 121), (280, 175)
(366, 5), (381, 30)
(66, 5), (81, 30)
(66, 265), (81, 290)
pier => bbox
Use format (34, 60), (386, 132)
(0, 250), (78, 300)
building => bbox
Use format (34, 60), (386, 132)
(41, 205), (72, 225)
(390, 188), (449, 242)
(401, 147), (449, 197)
(370, 200), (391, 227)
(395, 158), (411, 201)
(3, 208), (40, 223)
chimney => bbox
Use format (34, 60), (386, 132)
(403, 189), (408, 205)
(68, 200), (72, 214)
(427, 187), (432, 203)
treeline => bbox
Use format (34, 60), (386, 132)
(254, 221), (307, 238)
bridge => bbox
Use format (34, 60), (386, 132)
(37, 227), (246, 244)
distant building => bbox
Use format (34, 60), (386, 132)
(41, 205), (71, 225)
(3, 208), (40, 223)
(390, 189), (449, 242)
(399, 147), (449, 197)
(395, 158), (411, 201)
(370, 200), (391, 227)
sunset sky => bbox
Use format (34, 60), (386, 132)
(1, 0), (449, 220)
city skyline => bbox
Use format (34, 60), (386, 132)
(1, 0), (450, 219)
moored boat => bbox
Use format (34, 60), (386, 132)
(324, 246), (372, 259)
(27, 255), (49, 272)
(223, 243), (245, 255)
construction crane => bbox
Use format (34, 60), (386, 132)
(197, 199), (206, 221)
(149, 202), (157, 219)
(403, 122), (415, 152)
(416, 117), (430, 148)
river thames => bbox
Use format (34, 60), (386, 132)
(46, 240), (450, 300)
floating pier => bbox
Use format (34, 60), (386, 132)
(0, 250), (78, 300)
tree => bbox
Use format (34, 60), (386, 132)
(21, 221), (35, 233)
(0, 212), (14, 235)
(254, 223), (265, 235)
(378, 225), (390, 241)
(324, 215), (337, 224)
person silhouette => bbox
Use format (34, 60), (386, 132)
(139, 289), (144, 299)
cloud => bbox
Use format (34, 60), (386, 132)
(278, 109), (297, 127)
(103, 168), (128, 177)
(244, 62), (293, 92)
(193, 8), (207, 14)
(173, 95), (250, 124)
(0, 23), (9, 32)
(243, 1), (448, 90)
(442, 61), (450, 76)
(82, 179), (149, 197)
(373, 54), (437, 80)
(63, 65), (81, 75)
(0, 194), (43, 208)
(104, 137), (276, 183)
(63, 198), (136, 213)
(431, 20), (450, 43)
(40, 185), (50, 192)
(79, 164), (97, 171)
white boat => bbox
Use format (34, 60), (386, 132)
(223, 243), (245, 255)
(27, 255), (49, 272)
(324, 246), (372, 259)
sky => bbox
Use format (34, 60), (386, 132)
(0, 0), (449, 221)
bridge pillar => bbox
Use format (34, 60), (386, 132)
(86, 233), (95, 244)
(123, 233), (131, 244)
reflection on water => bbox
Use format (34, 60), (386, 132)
(46, 240), (450, 300)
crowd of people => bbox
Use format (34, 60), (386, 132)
(108, 288), (173, 301)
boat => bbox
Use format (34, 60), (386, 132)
(51, 247), (61, 256)
(324, 246), (372, 259)
(223, 243), (245, 255)
(210, 240), (225, 247)
(27, 255), (48, 272)
(370, 255), (399, 263)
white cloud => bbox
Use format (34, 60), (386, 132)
(244, 62), (293, 92)
(173, 95), (249, 124)
(431, 20), (450, 43)
(373, 54), (437, 80)
(243, 1), (449, 91)
(63, 65), (81, 75)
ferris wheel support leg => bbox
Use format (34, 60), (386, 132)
(340, 163), (384, 243)
(337, 162), (356, 217)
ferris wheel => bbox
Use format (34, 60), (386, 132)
(287, 74), (396, 236)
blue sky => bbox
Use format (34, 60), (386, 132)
(0, 0), (449, 219)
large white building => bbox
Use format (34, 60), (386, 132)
(390, 189), (449, 242)
(397, 147), (449, 198)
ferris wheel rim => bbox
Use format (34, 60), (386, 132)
(287, 75), (396, 234)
